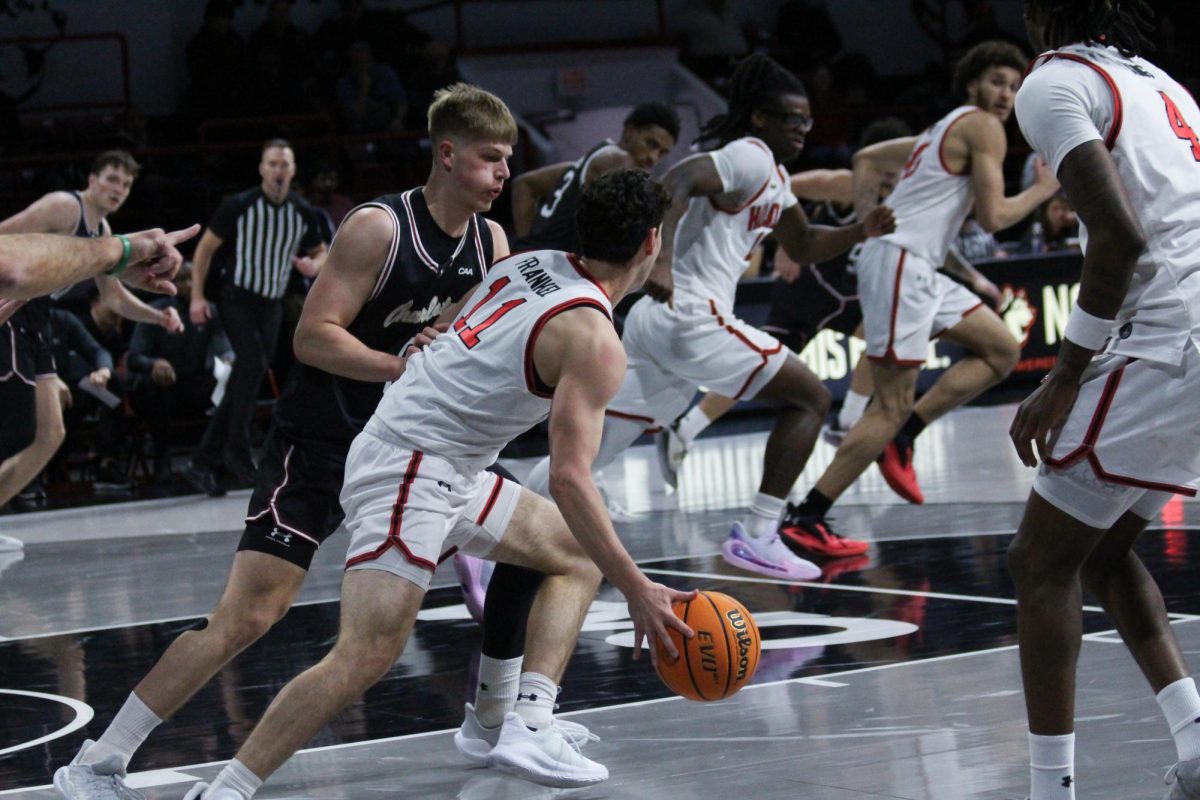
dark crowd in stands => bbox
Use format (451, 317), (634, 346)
(1, 0), (1198, 512)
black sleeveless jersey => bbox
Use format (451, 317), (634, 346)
(273, 187), (494, 453)
(514, 140), (613, 254)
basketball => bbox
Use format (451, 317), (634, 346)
(654, 591), (761, 702)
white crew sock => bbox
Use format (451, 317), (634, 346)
(1158, 677), (1200, 761)
(838, 389), (870, 429)
(746, 493), (787, 539)
(1029, 732), (1075, 800)
(474, 654), (522, 729)
(675, 405), (712, 445)
(207, 758), (262, 799)
(83, 692), (162, 769)
(513, 671), (557, 730)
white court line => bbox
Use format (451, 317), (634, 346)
(641, 566), (1109, 613)
(0, 690), (93, 756)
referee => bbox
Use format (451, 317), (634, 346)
(186, 139), (326, 494)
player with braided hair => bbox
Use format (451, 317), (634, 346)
(1009, 2), (1200, 798)
(523, 54), (896, 574)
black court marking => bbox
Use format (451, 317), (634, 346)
(3, 530), (1200, 790)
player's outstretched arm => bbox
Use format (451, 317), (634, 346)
(293, 207), (407, 382)
(542, 310), (695, 663)
(1009, 140), (1146, 466)
(790, 168), (853, 206)
(852, 136), (918, 218)
(0, 226), (197, 301)
(774, 201), (895, 266)
(965, 114), (1059, 232)
(511, 163), (570, 237)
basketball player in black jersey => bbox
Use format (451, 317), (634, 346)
(0, 151), (184, 526)
(51, 86), (533, 800)
(511, 102), (679, 253)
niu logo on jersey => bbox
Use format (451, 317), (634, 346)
(747, 202), (781, 231)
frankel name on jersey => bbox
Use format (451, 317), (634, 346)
(515, 254), (561, 297)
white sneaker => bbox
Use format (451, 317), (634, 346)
(53, 741), (144, 800)
(181, 783), (246, 800)
(486, 712), (608, 788)
(1166, 756), (1200, 799)
(595, 475), (636, 523)
(454, 702), (501, 765)
(654, 420), (688, 489)
(455, 703), (597, 766)
(0, 534), (24, 552)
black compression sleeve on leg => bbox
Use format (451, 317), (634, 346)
(481, 562), (545, 660)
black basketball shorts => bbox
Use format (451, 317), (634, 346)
(239, 425), (348, 570)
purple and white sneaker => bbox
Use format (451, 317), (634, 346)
(721, 522), (821, 581)
(453, 553), (494, 624)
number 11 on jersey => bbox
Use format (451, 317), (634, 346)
(454, 276), (527, 349)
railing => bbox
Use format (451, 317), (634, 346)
(402, 0), (669, 55)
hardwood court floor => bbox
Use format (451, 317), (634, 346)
(2, 405), (1198, 798)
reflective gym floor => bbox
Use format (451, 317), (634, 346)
(3, 404), (1199, 799)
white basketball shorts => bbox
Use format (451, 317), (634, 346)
(342, 431), (521, 590)
(1034, 348), (1200, 529)
(606, 294), (789, 429)
(857, 239), (983, 366)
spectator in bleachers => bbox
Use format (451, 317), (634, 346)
(186, 0), (245, 119)
(335, 42), (407, 134)
(127, 265), (230, 484)
(241, 1), (309, 116)
(1019, 192), (1079, 254)
(304, 163), (354, 241)
(403, 40), (462, 130)
(46, 307), (129, 489)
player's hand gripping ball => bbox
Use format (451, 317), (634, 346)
(655, 591), (760, 701)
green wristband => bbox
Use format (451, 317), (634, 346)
(108, 234), (132, 277)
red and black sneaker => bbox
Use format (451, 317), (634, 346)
(877, 436), (924, 505)
(778, 508), (870, 558)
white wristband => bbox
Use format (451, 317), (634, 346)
(1064, 305), (1114, 351)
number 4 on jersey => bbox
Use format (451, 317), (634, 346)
(454, 276), (527, 349)
(1161, 91), (1200, 161)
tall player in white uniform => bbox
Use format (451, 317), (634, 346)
(525, 55), (895, 573)
(780, 42), (1060, 547)
(182, 171), (690, 799)
(1010, 3), (1200, 799)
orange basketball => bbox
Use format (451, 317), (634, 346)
(654, 590), (760, 701)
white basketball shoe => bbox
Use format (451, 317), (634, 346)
(486, 712), (607, 788)
(53, 740), (144, 800)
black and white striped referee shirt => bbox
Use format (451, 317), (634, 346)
(208, 187), (324, 300)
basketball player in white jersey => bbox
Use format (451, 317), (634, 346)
(180, 171), (688, 799)
(53, 86), (570, 800)
(780, 41), (1060, 548)
(1009, 3), (1200, 798)
(524, 55), (895, 572)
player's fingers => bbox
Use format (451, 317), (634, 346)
(655, 624), (679, 662)
(631, 626), (645, 662)
(165, 224), (201, 245)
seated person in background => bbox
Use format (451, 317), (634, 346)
(335, 41), (407, 133)
(126, 266), (230, 482)
(1020, 191), (1079, 253)
(954, 215), (1002, 261)
(46, 308), (129, 489)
